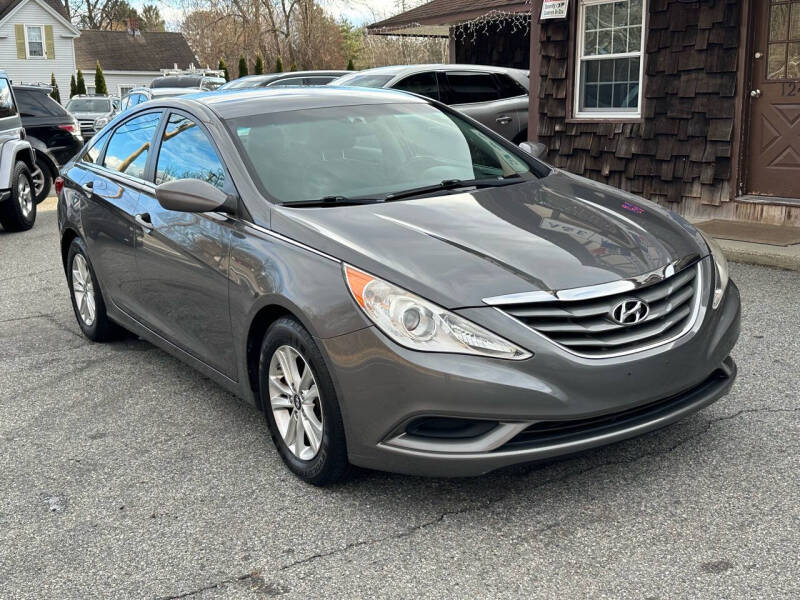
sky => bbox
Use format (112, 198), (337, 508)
(130, 0), (400, 30)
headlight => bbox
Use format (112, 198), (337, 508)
(701, 232), (729, 309)
(344, 265), (531, 360)
(94, 116), (109, 131)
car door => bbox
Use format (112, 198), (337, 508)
(440, 71), (520, 139)
(78, 110), (163, 314)
(131, 110), (237, 378)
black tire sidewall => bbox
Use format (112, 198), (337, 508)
(33, 159), (52, 204)
(258, 317), (348, 485)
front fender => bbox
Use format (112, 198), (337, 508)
(0, 139), (35, 189)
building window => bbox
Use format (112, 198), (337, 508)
(119, 85), (136, 98)
(575, 0), (645, 118)
(26, 25), (45, 58)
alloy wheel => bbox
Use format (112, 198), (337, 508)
(71, 254), (96, 327)
(17, 174), (33, 219)
(31, 166), (45, 198)
(268, 345), (324, 460)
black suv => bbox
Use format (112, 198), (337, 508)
(14, 84), (83, 203)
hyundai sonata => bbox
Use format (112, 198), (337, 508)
(57, 88), (739, 485)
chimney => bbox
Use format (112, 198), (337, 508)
(126, 17), (140, 37)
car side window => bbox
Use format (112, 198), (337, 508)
(102, 112), (162, 179)
(155, 113), (227, 190)
(494, 74), (527, 99)
(0, 79), (18, 119)
(444, 72), (500, 104)
(269, 77), (306, 87)
(82, 131), (109, 164)
(15, 89), (67, 117)
(392, 72), (440, 101)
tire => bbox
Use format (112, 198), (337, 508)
(66, 237), (122, 342)
(258, 317), (349, 485)
(0, 162), (36, 232)
(31, 158), (53, 204)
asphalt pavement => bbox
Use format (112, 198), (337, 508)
(1, 206), (798, 599)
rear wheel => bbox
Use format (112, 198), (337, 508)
(259, 317), (349, 485)
(31, 158), (53, 204)
(66, 237), (122, 342)
(0, 162), (36, 232)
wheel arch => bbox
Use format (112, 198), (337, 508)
(60, 227), (80, 274)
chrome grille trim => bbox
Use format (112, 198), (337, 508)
(494, 260), (704, 359)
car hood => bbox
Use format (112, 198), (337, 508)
(270, 170), (708, 309)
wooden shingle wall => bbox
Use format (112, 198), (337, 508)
(537, 0), (740, 207)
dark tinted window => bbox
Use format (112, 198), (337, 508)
(14, 89), (68, 117)
(494, 74), (527, 99)
(444, 72), (499, 104)
(103, 112), (161, 179)
(0, 79), (17, 119)
(268, 77), (307, 87)
(155, 113), (226, 189)
(392, 72), (439, 101)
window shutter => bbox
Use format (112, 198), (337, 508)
(45, 25), (55, 59)
(15, 24), (27, 59)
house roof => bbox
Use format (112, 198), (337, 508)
(74, 30), (197, 72)
(0, 0), (70, 23)
(368, 0), (529, 36)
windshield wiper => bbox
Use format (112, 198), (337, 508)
(383, 176), (524, 202)
(279, 195), (382, 208)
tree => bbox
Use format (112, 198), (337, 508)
(50, 73), (61, 103)
(75, 69), (87, 95)
(94, 61), (107, 96)
(346, 58), (355, 70)
(69, 74), (77, 98)
(218, 59), (229, 81)
(274, 56), (283, 73)
(238, 55), (248, 78)
(140, 4), (165, 31)
(290, 62), (298, 71)
(254, 54), (264, 75)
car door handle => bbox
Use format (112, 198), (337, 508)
(496, 116), (513, 124)
(134, 213), (153, 232)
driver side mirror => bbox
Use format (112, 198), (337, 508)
(155, 179), (237, 214)
(519, 141), (547, 159)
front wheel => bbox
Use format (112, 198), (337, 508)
(0, 162), (36, 231)
(258, 317), (349, 485)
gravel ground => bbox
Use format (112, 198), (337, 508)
(1, 207), (798, 599)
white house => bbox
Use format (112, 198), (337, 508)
(0, 0), (197, 101)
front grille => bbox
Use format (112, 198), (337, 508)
(498, 364), (732, 451)
(501, 262), (701, 357)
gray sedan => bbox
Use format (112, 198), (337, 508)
(56, 88), (739, 485)
(331, 64), (530, 142)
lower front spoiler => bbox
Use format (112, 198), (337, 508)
(350, 357), (737, 477)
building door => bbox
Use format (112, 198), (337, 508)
(748, 0), (800, 198)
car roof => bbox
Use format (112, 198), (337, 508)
(12, 84), (53, 93)
(342, 64), (528, 77)
(164, 86), (429, 119)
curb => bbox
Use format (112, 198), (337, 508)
(717, 238), (800, 272)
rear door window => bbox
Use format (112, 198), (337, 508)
(444, 72), (500, 104)
(102, 111), (162, 179)
(15, 89), (68, 117)
(494, 74), (527, 99)
(392, 72), (440, 101)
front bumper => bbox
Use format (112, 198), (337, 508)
(319, 265), (741, 477)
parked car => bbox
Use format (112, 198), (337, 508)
(13, 84), (83, 203)
(119, 87), (198, 113)
(65, 95), (117, 140)
(151, 74), (226, 91)
(0, 72), (37, 231)
(331, 64), (530, 142)
(219, 70), (352, 90)
(57, 88), (739, 485)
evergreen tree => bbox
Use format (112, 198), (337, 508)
(75, 69), (87, 95)
(69, 74), (77, 98)
(290, 62), (298, 71)
(50, 73), (61, 103)
(346, 58), (355, 71)
(94, 61), (107, 96)
(274, 56), (283, 73)
(254, 55), (264, 75)
(238, 56), (248, 78)
(218, 59), (229, 82)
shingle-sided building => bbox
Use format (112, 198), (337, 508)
(373, 0), (800, 227)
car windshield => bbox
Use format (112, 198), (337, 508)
(219, 76), (273, 90)
(332, 73), (393, 88)
(228, 102), (536, 204)
(66, 98), (111, 112)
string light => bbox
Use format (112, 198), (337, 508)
(368, 9), (531, 43)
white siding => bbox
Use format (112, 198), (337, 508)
(100, 72), (161, 97)
(0, 0), (76, 103)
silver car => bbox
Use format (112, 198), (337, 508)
(331, 64), (530, 142)
(65, 95), (117, 140)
